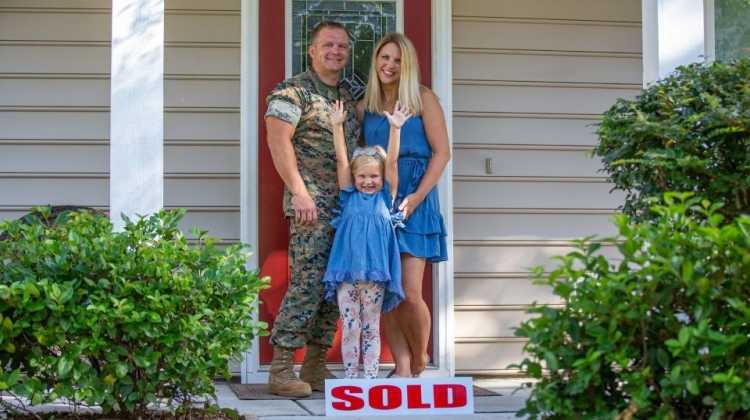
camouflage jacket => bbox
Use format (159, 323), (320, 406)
(265, 69), (360, 220)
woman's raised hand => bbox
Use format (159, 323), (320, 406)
(330, 100), (347, 126)
(384, 101), (412, 129)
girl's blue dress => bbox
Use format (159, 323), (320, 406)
(363, 112), (448, 262)
(323, 182), (405, 312)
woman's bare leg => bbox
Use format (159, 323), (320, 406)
(383, 309), (412, 377)
(398, 255), (430, 375)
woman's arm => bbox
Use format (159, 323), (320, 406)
(331, 100), (353, 189)
(399, 88), (451, 217)
(384, 101), (412, 199)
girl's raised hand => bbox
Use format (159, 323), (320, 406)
(384, 101), (412, 129)
(330, 100), (347, 126)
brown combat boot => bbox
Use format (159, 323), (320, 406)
(268, 346), (312, 398)
(299, 343), (336, 392)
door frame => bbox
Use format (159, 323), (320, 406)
(239, 0), (454, 383)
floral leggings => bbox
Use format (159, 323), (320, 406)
(337, 282), (385, 379)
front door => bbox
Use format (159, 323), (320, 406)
(257, 0), (433, 365)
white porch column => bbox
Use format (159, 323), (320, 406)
(432, 0), (455, 377)
(110, 0), (165, 230)
(642, 0), (707, 85)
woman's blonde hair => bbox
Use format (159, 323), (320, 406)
(363, 32), (422, 115)
(351, 146), (387, 176)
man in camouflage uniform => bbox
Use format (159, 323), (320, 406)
(264, 21), (359, 397)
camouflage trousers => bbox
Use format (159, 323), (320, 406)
(270, 219), (339, 349)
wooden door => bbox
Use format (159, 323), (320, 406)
(258, 0), (432, 365)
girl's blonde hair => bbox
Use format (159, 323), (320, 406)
(363, 32), (422, 115)
(351, 146), (387, 176)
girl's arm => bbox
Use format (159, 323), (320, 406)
(384, 101), (412, 199)
(331, 100), (353, 189)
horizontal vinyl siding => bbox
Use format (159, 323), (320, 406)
(451, 0), (641, 374)
(0, 3), (110, 221)
(0, 2), (241, 239)
(163, 2), (241, 254)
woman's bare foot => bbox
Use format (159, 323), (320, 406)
(410, 352), (429, 376)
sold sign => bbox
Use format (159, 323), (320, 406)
(325, 377), (474, 416)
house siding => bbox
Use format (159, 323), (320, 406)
(0, 0), (241, 244)
(451, 0), (642, 374)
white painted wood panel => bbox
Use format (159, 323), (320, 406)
(0, 112), (109, 139)
(0, 79), (240, 108)
(453, 115), (600, 146)
(0, 79), (109, 107)
(453, 51), (642, 85)
(166, 14), (240, 43)
(1, 0), (240, 9)
(167, 47), (240, 75)
(0, 145), (240, 174)
(453, 84), (641, 115)
(453, 20), (642, 53)
(454, 212), (617, 241)
(166, 112), (240, 140)
(0, 111), (238, 141)
(454, 276), (560, 306)
(0, 46), (109, 74)
(0, 46), (239, 75)
(0, 178), (108, 207)
(0, 13), (238, 43)
(455, 342), (526, 373)
(0, 178), (239, 207)
(454, 148), (603, 178)
(455, 310), (535, 339)
(0, 12), (109, 42)
(164, 178), (240, 207)
(453, 0), (641, 22)
(453, 180), (624, 209)
(453, 243), (621, 274)
(166, 80), (240, 108)
(179, 210), (240, 240)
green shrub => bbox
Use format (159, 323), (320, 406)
(595, 59), (750, 221)
(515, 194), (750, 419)
(0, 208), (267, 416)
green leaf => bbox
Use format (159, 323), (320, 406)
(57, 357), (74, 378)
(686, 379), (700, 396)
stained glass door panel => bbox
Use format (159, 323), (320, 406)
(292, 0), (397, 99)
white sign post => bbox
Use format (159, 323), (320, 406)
(325, 377), (474, 417)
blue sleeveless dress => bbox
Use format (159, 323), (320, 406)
(322, 182), (405, 313)
(363, 112), (448, 262)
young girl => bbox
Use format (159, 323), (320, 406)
(323, 100), (411, 379)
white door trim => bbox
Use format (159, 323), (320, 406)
(431, 0), (454, 378)
(240, 0), (455, 383)
(240, 0), (261, 384)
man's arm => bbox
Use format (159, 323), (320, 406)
(265, 116), (318, 225)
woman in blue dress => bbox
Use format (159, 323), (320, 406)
(323, 100), (411, 379)
(356, 33), (451, 377)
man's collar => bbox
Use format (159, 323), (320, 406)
(305, 68), (341, 92)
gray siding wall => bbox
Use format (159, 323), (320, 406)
(0, 0), (241, 244)
(451, 0), (642, 374)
